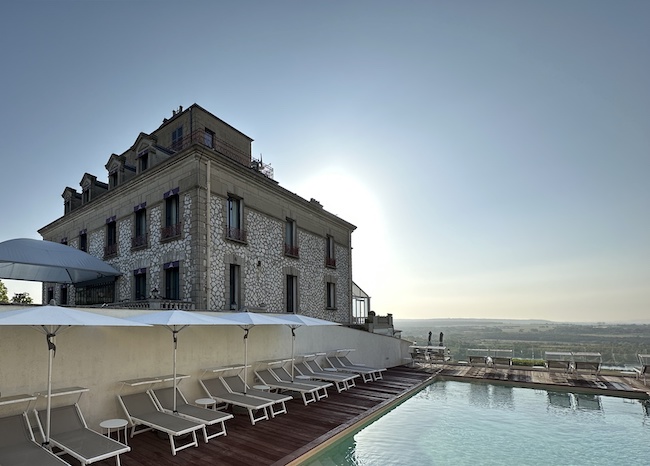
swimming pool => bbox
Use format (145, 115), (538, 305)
(303, 380), (650, 465)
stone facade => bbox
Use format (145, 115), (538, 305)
(38, 104), (356, 323)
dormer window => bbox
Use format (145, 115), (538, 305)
(137, 149), (149, 172)
(108, 171), (118, 189)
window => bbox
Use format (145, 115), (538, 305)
(284, 218), (298, 257)
(171, 126), (183, 151)
(134, 268), (147, 301)
(104, 217), (117, 258)
(225, 196), (246, 242)
(47, 287), (54, 304)
(108, 171), (118, 189)
(60, 237), (67, 245)
(204, 128), (214, 148)
(286, 274), (297, 313)
(164, 261), (180, 300)
(327, 282), (336, 309)
(82, 189), (90, 204)
(132, 206), (147, 249)
(326, 235), (336, 267)
(79, 230), (87, 252)
(60, 285), (68, 305)
(162, 190), (181, 240)
(139, 153), (148, 172)
(228, 264), (240, 310)
(75, 280), (116, 306)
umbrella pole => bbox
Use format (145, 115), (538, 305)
(45, 330), (56, 446)
(291, 327), (296, 381)
(173, 329), (178, 412)
(243, 327), (249, 393)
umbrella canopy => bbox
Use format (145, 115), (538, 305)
(218, 311), (281, 392)
(127, 310), (235, 411)
(0, 305), (150, 444)
(272, 314), (339, 380)
(0, 238), (121, 284)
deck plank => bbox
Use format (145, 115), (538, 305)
(89, 367), (430, 466)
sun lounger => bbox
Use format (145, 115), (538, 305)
(220, 375), (292, 417)
(571, 352), (602, 375)
(270, 363), (332, 399)
(198, 377), (273, 425)
(149, 386), (233, 442)
(253, 367), (322, 405)
(118, 391), (203, 456)
(324, 351), (382, 382)
(335, 350), (387, 380)
(544, 352), (573, 372)
(634, 354), (650, 384)
(35, 404), (130, 466)
(297, 355), (358, 392)
(0, 412), (70, 466)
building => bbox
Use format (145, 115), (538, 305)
(39, 104), (356, 322)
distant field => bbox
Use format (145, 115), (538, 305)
(395, 319), (650, 366)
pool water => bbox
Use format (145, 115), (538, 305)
(303, 380), (650, 466)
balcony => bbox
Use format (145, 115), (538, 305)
(284, 244), (299, 258)
(103, 243), (118, 258)
(224, 226), (247, 243)
(161, 223), (182, 241)
(131, 234), (148, 250)
(164, 129), (251, 167)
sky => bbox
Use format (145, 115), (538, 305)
(1, 1), (648, 322)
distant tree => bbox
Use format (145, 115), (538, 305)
(0, 280), (8, 303)
(11, 292), (33, 304)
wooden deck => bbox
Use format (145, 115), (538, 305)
(64, 364), (649, 466)
(88, 367), (431, 466)
(434, 363), (650, 399)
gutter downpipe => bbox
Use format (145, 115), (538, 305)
(206, 158), (211, 310)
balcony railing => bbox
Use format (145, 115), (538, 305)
(164, 129), (251, 166)
(103, 243), (118, 258)
(131, 234), (148, 249)
(284, 244), (299, 258)
(161, 223), (182, 241)
(96, 299), (196, 310)
(326, 257), (336, 268)
(224, 226), (247, 243)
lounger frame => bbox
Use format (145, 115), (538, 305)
(198, 377), (273, 425)
(35, 404), (130, 466)
(149, 386), (233, 442)
(118, 392), (202, 456)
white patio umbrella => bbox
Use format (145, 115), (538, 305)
(272, 314), (340, 380)
(0, 304), (150, 445)
(127, 310), (236, 412)
(218, 311), (281, 392)
(0, 238), (121, 284)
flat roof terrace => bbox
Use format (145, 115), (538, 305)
(87, 364), (648, 466)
